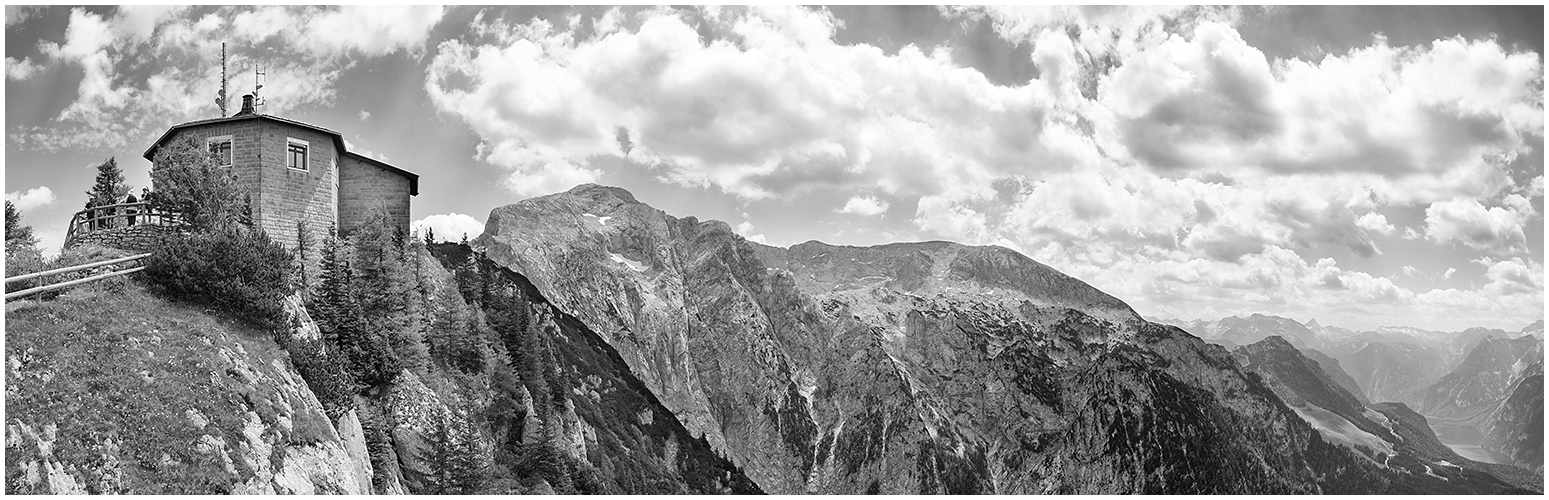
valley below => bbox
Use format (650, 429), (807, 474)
(1431, 422), (1513, 465)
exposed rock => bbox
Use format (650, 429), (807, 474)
(1481, 361), (1544, 472)
(336, 410), (376, 494)
(283, 292), (322, 341)
(1416, 336), (1543, 420)
(382, 370), (452, 493)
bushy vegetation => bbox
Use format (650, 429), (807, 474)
(138, 132), (290, 329)
(143, 224), (294, 328)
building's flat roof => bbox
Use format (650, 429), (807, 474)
(143, 113), (418, 195)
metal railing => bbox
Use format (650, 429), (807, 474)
(63, 201), (181, 247)
(3, 252), (152, 301)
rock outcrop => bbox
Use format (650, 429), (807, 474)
(4, 287), (374, 494)
(1416, 336), (1543, 420)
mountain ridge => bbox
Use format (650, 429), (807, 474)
(468, 183), (1534, 494)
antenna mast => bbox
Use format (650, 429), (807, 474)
(253, 65), (267, 113)
(214, 43), (228, 116)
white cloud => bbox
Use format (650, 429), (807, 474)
(6, 57), (39, 80)
(412, 213), (486, 243)
(1355, 212), (1395, 235)
(1443, 267), (1457, 280)
(736, 216), (768, 244)
(913, 195), (990, 243)
(5, 186), (56, 212)
(10, 6), (445, 154)
(1424, 197), (1531, 255)
(5, 5), (43, 28)
(359, 110), (371, 121)
(1401, 265), (1418, 277)
(425, 6), (1084, 198)
(838, 195), (889, 216)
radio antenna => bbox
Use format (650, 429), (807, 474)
(253, 65), (267, 112)
(214, 43), (228, 116)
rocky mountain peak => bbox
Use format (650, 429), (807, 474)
(565, 182), (641, 204)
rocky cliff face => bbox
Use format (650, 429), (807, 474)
(1481, 361), (1544, 472)
(1416, 336), (1543, 420)
(4, 286), (374, 494)
(474, 184), (1527, 494)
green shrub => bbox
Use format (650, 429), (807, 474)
(286, 337), (358, 420)
(142, 225), (293, 329)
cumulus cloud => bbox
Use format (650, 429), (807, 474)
(5, 186), (56, 212)
(10, 6), (446, 153)
(6, 57), (39, 80)
(412, 213), (486, 242)
(426, 6), (1089, 198)
(1424, 197), (1531, 255)
(838, 195), (889, 216)
(735, 218), (768, 244)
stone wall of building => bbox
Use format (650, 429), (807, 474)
(338, 155), (412, 237)
(253, 121), (339, 249)
(155, 120), (339, 250)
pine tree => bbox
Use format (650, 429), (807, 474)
(423, 226), (436, 246)
(294, 221), (313, 292)
(85, 157), (129, 207)
(425, 414), (457, 494)
(5, 200), (39, 255)
(350, 209), (427, 374)
(312, 223), (401, 387)
(313, 225), (349, 338)
(449, 391), (492, 493)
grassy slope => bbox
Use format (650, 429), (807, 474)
(4, 282), (335, 494)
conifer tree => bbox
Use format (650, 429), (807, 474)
(294, 221), (313, 292)
(5, 200), (39, 257)
(449, 391), (492, 493)
(85, 157), (129, 207)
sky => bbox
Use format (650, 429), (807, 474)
(4, 5), (1544, 332)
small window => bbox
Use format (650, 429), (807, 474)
(287, 139), (309, 171)
(207, 135), (233, 167)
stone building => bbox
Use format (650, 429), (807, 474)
(141, 95), (419, 248)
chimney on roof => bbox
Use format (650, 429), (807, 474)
(236, 94), (255, 116)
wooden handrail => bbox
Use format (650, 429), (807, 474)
(3, 253), (152, 284)
(4, 266), (146, 300)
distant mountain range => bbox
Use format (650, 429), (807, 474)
(1232, 336), (1541, 492)
(1171, 313), (1544, 475)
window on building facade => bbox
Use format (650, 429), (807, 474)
(287, 139), (309, 171)
(208, 136), (233, 167)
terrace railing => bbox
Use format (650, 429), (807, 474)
(63, 202), (180, 247)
